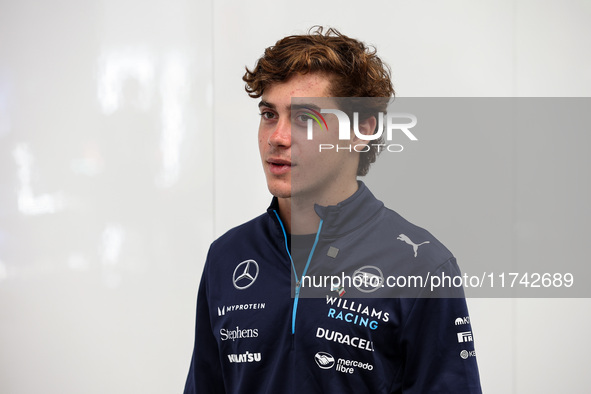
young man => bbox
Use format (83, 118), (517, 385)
(184, 27), (482, 393)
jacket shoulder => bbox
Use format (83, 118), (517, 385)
(380, 206), (455, 267)
(209, 212), (271, 252)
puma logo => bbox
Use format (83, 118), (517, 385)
(397, 234), (430, 257)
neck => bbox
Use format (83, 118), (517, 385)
(276, 180), (359, 234)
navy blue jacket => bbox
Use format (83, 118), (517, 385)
(184, 183), (482, 393)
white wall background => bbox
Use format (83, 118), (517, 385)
(1, 0), (590, 393)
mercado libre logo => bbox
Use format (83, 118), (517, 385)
(303, 107), (329, 132)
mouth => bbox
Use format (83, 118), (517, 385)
(267, 158), (292, 175)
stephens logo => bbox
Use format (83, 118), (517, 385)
(220, 326), (259, 341)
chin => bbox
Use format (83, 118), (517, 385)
(267, 184), (291, 199)
(269, 189), (292, 199)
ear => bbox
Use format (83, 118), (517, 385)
(351, 115), (377, 144)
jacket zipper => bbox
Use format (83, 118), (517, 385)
(273, 210), (323, 336)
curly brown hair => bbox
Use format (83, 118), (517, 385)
(243, 26), (395, 176)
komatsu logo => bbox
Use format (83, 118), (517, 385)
(227, 351), (261, 363)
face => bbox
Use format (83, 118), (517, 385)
(258, 73), (360, 204)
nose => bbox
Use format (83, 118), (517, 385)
(268, 118), (291, 147)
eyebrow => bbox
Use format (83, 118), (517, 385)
(258, 100), (275, 109)
(258, 100), (323, 112)
(292, 103), (322, 111)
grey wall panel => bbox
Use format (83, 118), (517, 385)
(0, 0), (213, 393)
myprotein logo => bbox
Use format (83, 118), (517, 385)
(305, 108), (418, 153)
(217, 303), (266, 317)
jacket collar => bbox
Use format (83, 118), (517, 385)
(267, 181), (384, 238)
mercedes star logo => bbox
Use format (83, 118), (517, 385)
(232, 260), (259, 290)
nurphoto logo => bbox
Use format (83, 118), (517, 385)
(303, 106), (418, 153)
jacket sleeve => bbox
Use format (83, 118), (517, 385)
(183, 257), (225, 394)
(397, 258), (482, 393)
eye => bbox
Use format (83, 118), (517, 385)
(259, 111), (276, 120)
(293, 112), (317, 128)
(295, 113), (313, 123)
